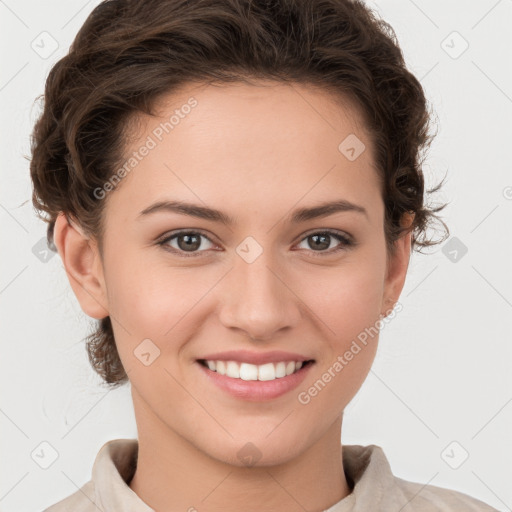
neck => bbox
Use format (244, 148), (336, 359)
(129, 391), (351, 512)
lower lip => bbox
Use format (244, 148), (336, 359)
(196, 361), (314, 402)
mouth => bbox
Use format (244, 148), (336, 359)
(195, 358), (316, 401)
(197, 358), (315, 381)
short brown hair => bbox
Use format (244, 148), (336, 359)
(29, 0), (449, 388)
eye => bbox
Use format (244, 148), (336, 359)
(157, 229), (354, 258)
(295, 230), (354, 256)
(157, 230), (217, 257)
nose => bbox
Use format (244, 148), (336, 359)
(218, 250), (301, 341)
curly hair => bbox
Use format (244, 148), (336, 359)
(29, 0), (449, 389)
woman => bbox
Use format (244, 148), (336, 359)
(30, 0), (497, 510)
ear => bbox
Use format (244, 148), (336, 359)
(380, 212), (414, 317)
(53, 212), (109, 319)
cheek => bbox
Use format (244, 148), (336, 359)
(106, 257), (194, 329)
(299, 256), (385, 343)
(105, 258), (224, 366)
(294, 257), (385, 405)
(295, 292), (383, 424)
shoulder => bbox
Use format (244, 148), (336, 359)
(393, 475), (499, 511)
(42, 480), (96, 512)
(341, 444), (498, 512)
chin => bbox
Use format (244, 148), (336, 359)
(202, 433), (306, 469)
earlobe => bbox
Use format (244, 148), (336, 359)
(53, 212), (109, 319)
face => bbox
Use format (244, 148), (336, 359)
(56, 80), (411, 467)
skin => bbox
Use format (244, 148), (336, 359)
(53, 80), (413, 512)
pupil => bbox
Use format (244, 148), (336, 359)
(310, 234), (329, 250)
(178, 234), (200, 251)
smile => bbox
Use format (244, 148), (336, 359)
(198, 359), (314, 381)
(196, 359), (315, 401)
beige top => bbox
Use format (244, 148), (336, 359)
(43, 438), (498, 511)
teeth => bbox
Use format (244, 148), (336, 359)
(275, 362), (286, 378)
(226, 361), (240, 379)
(240, 362), (258, 380)
(203, 360), (306, 381)
(257, 363), (275, 381)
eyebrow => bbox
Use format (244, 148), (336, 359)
(137, 199), (368, 225)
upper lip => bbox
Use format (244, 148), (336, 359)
(198, 350), (314, 365)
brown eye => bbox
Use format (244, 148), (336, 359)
(296, 230), (353, 255)
(158, 231), (215, 257)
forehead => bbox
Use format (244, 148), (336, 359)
(107, 80), (382, 225)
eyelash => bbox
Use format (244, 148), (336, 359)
(156, 229), (354, 258)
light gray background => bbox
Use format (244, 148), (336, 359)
(1, 1), (511, 511)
